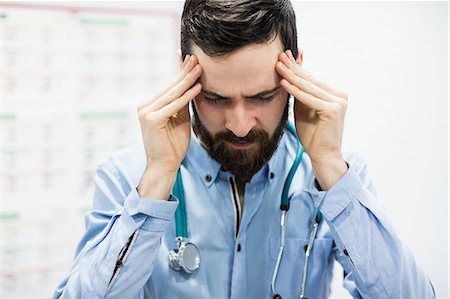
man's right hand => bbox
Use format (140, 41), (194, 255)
(137, 54), (203, 200)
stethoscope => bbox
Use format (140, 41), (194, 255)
(169, 122), (322, 299)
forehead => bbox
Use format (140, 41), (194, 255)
(192, 37), (283, 97)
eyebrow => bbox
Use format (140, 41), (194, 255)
(201, 86), (281, 100)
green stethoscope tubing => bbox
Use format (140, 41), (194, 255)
(281, 122), (304, 211)
(173, 169), (188, 238)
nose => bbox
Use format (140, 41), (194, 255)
(224, 103), (257, 137)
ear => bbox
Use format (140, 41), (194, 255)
(297, 48), (304, 65)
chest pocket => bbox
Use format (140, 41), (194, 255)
(268, 237), (334, 299)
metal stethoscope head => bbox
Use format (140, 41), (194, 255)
(169, 170), (201, 274)
(169, 236), (200, 273)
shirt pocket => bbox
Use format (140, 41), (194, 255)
(267, 236), (333, 299)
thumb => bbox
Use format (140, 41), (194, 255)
(177, 103), (191, 123)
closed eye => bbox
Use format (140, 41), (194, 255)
(204, 96), (274, 105)
(254, 95), (275, 103)
(203, 96), (230, 105)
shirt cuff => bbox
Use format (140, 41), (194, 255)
(124, 188), (179, 220)
(310, 161), (362, 221)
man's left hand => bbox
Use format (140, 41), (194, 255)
(276, 50), (348, 191)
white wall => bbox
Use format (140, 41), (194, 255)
(2, 1), (448, 298)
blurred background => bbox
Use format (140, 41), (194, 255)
(1, 1), (448, 298)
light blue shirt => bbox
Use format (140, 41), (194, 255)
(54, 128), (435, 298)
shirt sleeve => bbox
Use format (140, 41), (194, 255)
(53, 158), (178, 299)
(308, 154), (436, 298)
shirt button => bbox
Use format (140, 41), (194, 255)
(205, 174), (212, 182)
(343, 249), (349, 256)
(236, 243), (242, 252)
(270, 172), (275, 179)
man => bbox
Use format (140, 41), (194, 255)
(54, 1), (435, 298)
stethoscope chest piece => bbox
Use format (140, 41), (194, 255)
(169, 237), (200, 273)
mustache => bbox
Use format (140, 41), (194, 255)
(214, 129), (268, 144)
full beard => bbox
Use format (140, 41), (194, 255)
(192, 101), (289, 182)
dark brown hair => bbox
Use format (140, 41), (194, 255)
(180, 0), (298, 59)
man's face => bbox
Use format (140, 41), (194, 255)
(191, 37), (289, 181)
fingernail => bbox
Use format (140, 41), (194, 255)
(182, 55), (190, 68)
(283, 54), (294, 67)
(288, 51), (296, 63)
(287, 50), (293, 59)
(186, 55), (192, 67)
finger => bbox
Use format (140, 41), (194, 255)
(276, 60), (338, 103)
(177, 49), (182, 65)
(159, 54), (193, 98)
(180, 53), (191, 70)
(280, 52), (347, 100)
(138, 55), (197, 111)
(159, 82), (202, 118)
(286, 49), (295, 61)
(150, 63), (203, 112)
(138, 55), (196, 110)
(280, 79), (327, 111)
(286, 49), (303, 65)
(278, 53), (334, 101)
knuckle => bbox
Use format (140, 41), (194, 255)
(335, 89), (348, 100)
(183, 72), (191, 81)
(137, 101), (148, 111)
(305, 74), (314, 82)
(342, 92), (349, 100)
(179, 78), (189, 89)
(334, 96), (348, 108)
(327, 103), (341, 114)
(180, 91), (190, 101)
(137, 108), (146, 119)
(298, 77), (307, 86)
(167, 79), (177, 88)
(166, 90), (176, 99)
(185, 86), (196, 96)
(145, 113), (158, 124)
